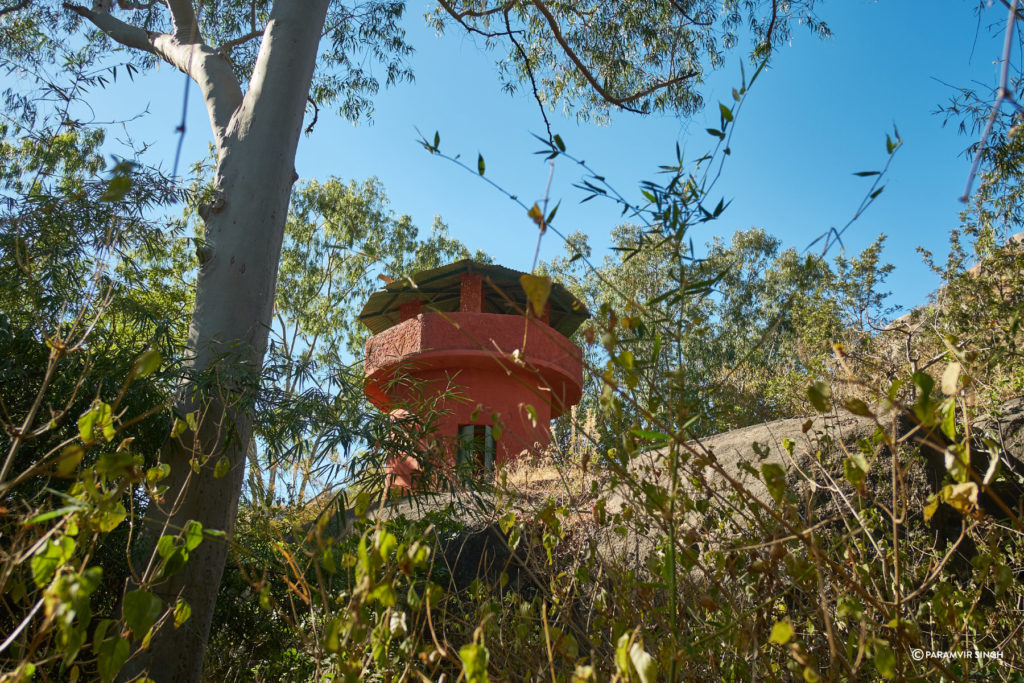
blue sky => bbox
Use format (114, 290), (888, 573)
(79, 1), (1009, 313)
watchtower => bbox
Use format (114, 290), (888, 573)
(359, 260), (588, 488)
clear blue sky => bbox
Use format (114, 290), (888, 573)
(77, 1), (1009, 313)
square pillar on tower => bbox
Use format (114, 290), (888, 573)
(459, 272), (484, 313)
(399, 299), (422, 322)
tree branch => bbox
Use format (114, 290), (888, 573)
(962, 0), (1020, 201)
(164, 0), (200, 43)
(218, 29), (262, 54)
(763, 0), (778, 51)
(436, 0), (509, 21)
(0, 0), (29, 18)
(530, 0), (696, 113)
(504, 6), (552, 143)
(64, 2), (242, 147)
(436, 0), (519, 38)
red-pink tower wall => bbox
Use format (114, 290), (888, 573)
(363, 271), (584, 489)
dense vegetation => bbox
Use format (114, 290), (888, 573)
(2, 2), (1024, 682)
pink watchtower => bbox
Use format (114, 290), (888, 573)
(359, 260), (588, 489)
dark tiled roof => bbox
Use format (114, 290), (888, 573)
(358, 259), (589, 337)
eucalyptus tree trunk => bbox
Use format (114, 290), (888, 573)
(63, 0), (331, 679)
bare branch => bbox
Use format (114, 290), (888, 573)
(436, 0), (509, 21)
(0, 0), (30, 18)
(64, 2), (242, 145)
(503, 6), (552, 143)
(164, 0), (200, 43)
(763, 0), (779, 51)
(669, 0), (713, 27)
(218, 28), (262, 54)
(962, 0), (1020, 201)
(530, 0), (696, 113)
(436, 0), (519, 38)
(64, 3), (159, 52)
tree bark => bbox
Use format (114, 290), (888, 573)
(117, 1), (331, 680)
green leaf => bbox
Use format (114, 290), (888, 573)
(56, 444), (84, 476)
(843, 398), (873, 417)
(923, 494), (939, 522)
(31, 536), (75, 587)
(459, 642), (490, 683)
(369, 583), (397, 606)
(873, 642), (896, 679)
(98, 502), (126, 532)
(853, 171), (880, 177)
(615, 633), (631, 676)
(26, 504), (84, 525)
(323, 617), (341, 652)
(806, 382), (831, 412)
(170, 418), (188, 438)
(157, 547), (187, 579)
(941, 399), (956, 440)
(477, 153), (485, 176)
(944, 444), (969, 483)
(183, 520), (203, 551)
(761, 463), (787, 503)
(156, 535), (177, 560)
(377, 530), (397, 560)
(719, 103), (733, 123)
(99, 174), (131, 203)
(912, 371), (934, 397)
(146, 463), (170, 485)
(769, 619), (793, 645)
(553, 134), (565, 151)
(523, 404), (538, 428)
(844, 458), (866, 488)
(133, 349), (161, 378)
(96, 635), (129, 683)
(354, 490), (371, 517)
(629, 642), (658, 683)
(78, 402), (112, 444)
(95, 451), (132, 475)
(123, 590), (162, 640)
(213, 455), (230, 479)
(520, 273), (552, 317)
(173, 599), (191, 628)
(630, 427), (668, 441)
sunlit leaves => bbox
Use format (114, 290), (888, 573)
(769, 619), (793, 645)
(459, 642), (489, 683)
(32, 536), (75, 587)
(78, 400), (114, 444)
(520, 273), (552, 317)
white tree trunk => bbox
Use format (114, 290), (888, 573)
(120, 1), (331, 680)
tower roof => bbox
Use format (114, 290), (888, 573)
(358, 259), (590, 338)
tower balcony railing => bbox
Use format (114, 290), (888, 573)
(364, 311), (584, 416)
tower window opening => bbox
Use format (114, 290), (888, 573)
(457, 424), (494, 476)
